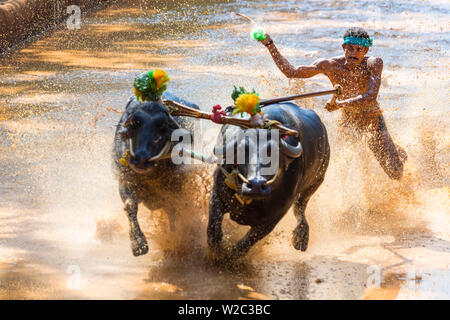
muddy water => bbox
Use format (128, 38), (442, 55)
(0, 0), (449, 299)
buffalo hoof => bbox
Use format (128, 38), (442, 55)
(130, 232), (149, 256)
(292, 222), (309, 251)
(208, 242), (219, 251)
(229, 245), (248, 260)
(208, 244), (228, 262)
(207, 237), (224, 259)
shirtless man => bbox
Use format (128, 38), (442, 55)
(259, 27), (407, 180)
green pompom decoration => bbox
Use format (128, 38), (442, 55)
(133, 69), (170, 102)
(231, 86), (247, 102)
(251, 27), (266, 41)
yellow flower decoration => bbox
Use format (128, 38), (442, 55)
(233, 93), (261, 116)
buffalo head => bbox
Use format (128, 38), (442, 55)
(119, 101), (180, 174)
(214, 127), (302, 199)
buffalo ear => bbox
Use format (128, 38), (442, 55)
(123, 114), (133, 128)
(119, 114), (134, 140)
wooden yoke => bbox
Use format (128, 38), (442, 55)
(163, 99), (299, 137)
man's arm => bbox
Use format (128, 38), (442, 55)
(261, 34), (329, 78)
(336, 57), (383, 111)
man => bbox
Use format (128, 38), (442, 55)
(259, 27), (407, 180)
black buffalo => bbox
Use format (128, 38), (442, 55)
(208, 103), (330, 258)
(113, 92), (199, 256)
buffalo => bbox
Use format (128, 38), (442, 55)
(207, 102), (330, 258)
(113, 92), (199, 256)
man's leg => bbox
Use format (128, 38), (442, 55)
(367, 116), (407, 180)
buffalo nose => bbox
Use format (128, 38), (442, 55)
(131, 151), (149, 168)
(242, 177), (271, 197)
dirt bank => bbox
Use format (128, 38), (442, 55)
(0, 0), (111, 53)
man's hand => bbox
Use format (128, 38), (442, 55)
(325, 99), (341, 112)
(259, 34), (273, 47)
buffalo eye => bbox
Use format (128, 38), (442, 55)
(158, 122), (171, 136)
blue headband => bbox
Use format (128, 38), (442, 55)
(343, 36), (373, 47)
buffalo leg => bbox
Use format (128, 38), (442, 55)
(231, 221), (278, 259)
(207, 193), (225, 249)
(292, 175), (325, 251)
(292, 198), (310, 251)
(119, 181), (148, 256)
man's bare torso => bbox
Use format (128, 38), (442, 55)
(323, 56), (380, 115)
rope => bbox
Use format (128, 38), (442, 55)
(262, 119), (282, 130)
